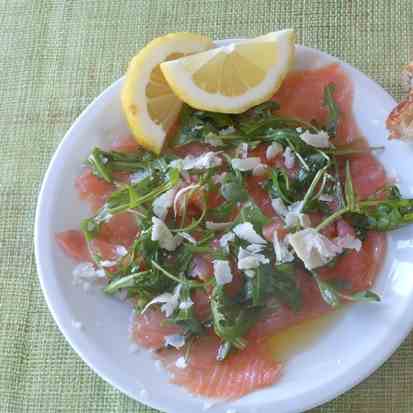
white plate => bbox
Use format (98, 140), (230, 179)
(35, 42), (413, 413)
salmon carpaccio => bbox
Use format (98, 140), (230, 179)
(57, 64), (387, 400)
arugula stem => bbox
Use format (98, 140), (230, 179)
(316, 207), (349, 231)
(302, 166), (328, 209)
(151, 260), (211, 288)
(104, 271), (151, 295)
(286, 137), (310, 171)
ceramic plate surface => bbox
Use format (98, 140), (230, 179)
(35, 41), (413, 413)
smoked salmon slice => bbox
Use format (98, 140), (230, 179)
(132, 308), (183, 350)
(273, 63), (358, 144)
(158, 335), (282, 399)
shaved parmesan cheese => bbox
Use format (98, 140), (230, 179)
(95, 269), (106, 278)
(206, 221), (232, 230)
(100, 260), (117, 268)
(175, 356), (188, 369)
(283, 147), (295, 169)
(253, 164), (268, 176)
(231, 157), (262, 171)
(284, 201), (311, 228)
(151, 217), (181, 251)
(213, 260), (233, 285)
(152, 188), (177, 220)
(299, 130), (330, 148)
(285, 212), (311, 228)
(334, 234), (362, 252)
(289, 228), (341, 270)
(130, 169), (150, 184)
(142, 285), (181, 317)
(179, 298), (194, 310)
(178, 152), (222, 170)
(115, 245), (128, 257)
(266, 142), (283, 160)
(271, 197), (288, 217)
(244, 270), (256, 278)
(164, 334), (186, 349)
(72, 262), (98, 284)
(219, 232), (235, 252)
(246, 243), (265, 253)
(233, 222), (267, 244)
(237, 246), (269, 270)
(273, 231), (294, 263)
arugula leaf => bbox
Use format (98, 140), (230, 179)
(172, 104), (234, 145)
(295, 152), (330, 192)
(82, 169), (179, 241)
(243, 263), (302, 311)
(87, 147), (164, 183)
(313, 274), (341, 308)
(88, 147), (113, 182)
(236, 200), (270, 232)
(167, 284), (204, 335)
(103, 271), (151, 295)
(193, 109), (233, 129)
(209, 200), (236, 221)
(340, 290), (380, 303)
(220, 175), (248, 202)
(271, 263), (303, 312)
(211, 285), (259, 350)
(251, 268), (264, 306)
(270, 169), (296, 204)
(312, 271), (380, 307)
(323, 83), (341, 135)
(344, 160), (356, 210)
(348, 198), (413, 231)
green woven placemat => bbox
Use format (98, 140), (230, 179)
(1, 1), (412, 412)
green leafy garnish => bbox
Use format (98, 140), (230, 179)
(312, 272), (380, 307)
(323, 83), (340, 135)
(211, 285), (259, 351)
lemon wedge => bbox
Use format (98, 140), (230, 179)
(160, 30), (296, 114)
(121, 33), (213, 154)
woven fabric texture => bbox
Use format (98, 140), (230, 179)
(1, 1), (412, 412)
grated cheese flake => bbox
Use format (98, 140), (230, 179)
(299, 130), (330, 148)
(266, 142), (283, 160)
(283, 146), (295, 169)
(231, 157), (262, 171)
(151, 217), (182, 251)
(164, 334), (186, 349)
(289, 228), (342, 270)
(219, 232), (235, 252)
(213, 260), (233, 285)
(142, 285), (181, 317)
(152, 187), (177, 220)
(175, 356), (188, 369)
(233, 222), (267, 244)
(273, 231), (294, 263)
(206, 221), (232, 230)
(179, 152), (222, 170)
